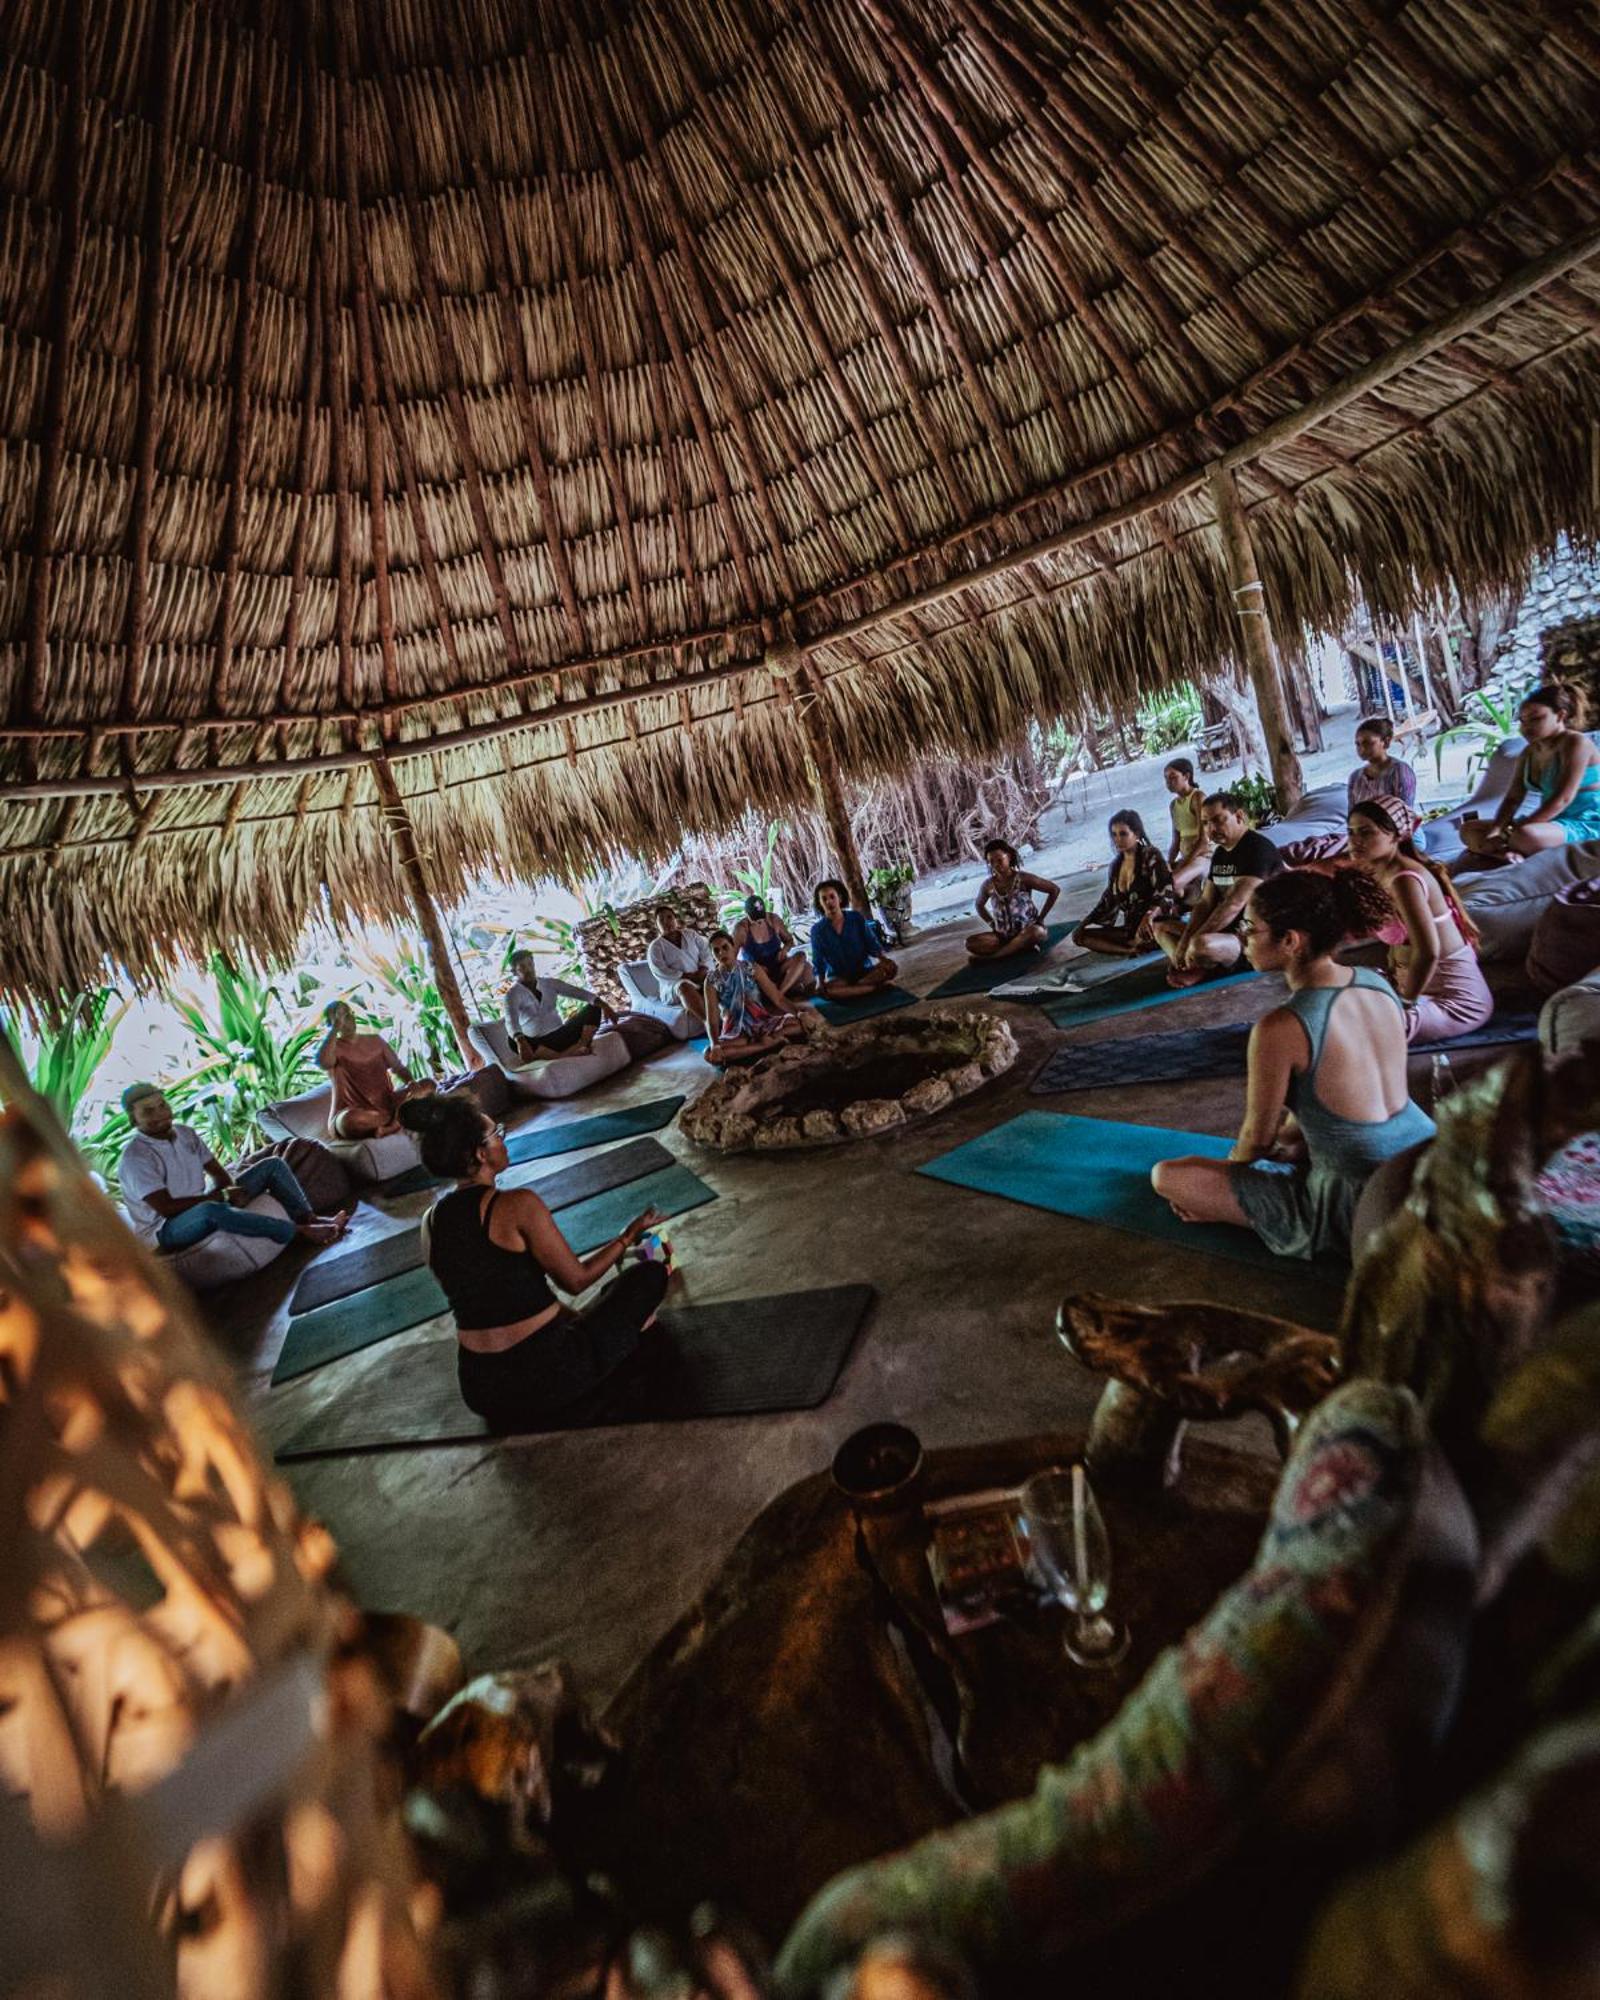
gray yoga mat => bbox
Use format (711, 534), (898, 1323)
(923, 923), (1076, 1001)
(269, 1162), (717, 1384)
(1030, 1011), (1539, 1095)
(289, 1138), (675, 1314)
(270, 1284), (876, 1457)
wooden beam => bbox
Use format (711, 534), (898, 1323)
(276, 241), (325, 710)
(22, 0), (86, 723)
(206, 1), (271, 714)
(370, 755), (477, 1067)
(563, 0), (765, 621)
(769, 644), (870, 916)
(1208, 463), (1303, 813)
(121, 0), (177, 724)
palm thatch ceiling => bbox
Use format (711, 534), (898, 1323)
(2, 0), (1600, 999)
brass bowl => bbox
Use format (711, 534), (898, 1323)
(831, 1422), (925, 1514)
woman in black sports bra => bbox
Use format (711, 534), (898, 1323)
(402, 1095), (669, 1428)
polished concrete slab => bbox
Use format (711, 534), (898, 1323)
(223, 918), (1340, 1707)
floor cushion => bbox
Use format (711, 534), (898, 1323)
(1528, 878), (1600, 996)
(468, 1019), (633, 1098)
(1423, 740), (1527, 870)
(776, 1381), (1474, 1996)
(1261, 784), (1348, 856)
(159, 1194), (291, 1290)
(619, 959), (697, 1040)
(1460, 840), (1600, 962)
(1540, 967), (1600, 1056)
(259, 1086), (421, 1184)
(235, 1135), (353, 1214)
(609, 1010), (678, 1060)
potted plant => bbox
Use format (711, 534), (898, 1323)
(867, 860), (916, 944)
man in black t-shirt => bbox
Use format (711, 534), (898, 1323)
(1152, 792), (1284, 986)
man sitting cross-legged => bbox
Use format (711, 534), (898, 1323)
(1152, 792), (1283, 987)
(504, 950), (616, 1062)
(645, 905), (715, 1027)
(118, 1084), (349, 1254)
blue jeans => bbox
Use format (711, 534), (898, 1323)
(156, 1157), (313, 1251)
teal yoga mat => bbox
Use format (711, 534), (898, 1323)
(916, 1110), (1342, 1276)
(810, 986), (919, 1025)
(1042, 963), (1260, 1031)
(503, 1095), (686, 1165)
(923, 924), (1076, 1001)
(270, 1162), (717, 1383)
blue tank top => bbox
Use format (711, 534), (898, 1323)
(1283, 967), (1435, 1177)
(740, 920), (785, 971)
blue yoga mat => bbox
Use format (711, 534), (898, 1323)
(810, 986), (919, 1025)
(503, 1095), (686, 1164)
(1042, 964), (1260, 1031)
(916, 1110), (1342, 1276)
(923, 924), (1076, 1001)
(270, 1162), (717, 1384)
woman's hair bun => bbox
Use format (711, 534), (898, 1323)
(399, 1095), (444, 1135)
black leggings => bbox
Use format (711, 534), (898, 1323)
(516, 1003), (603, 1060)
(456, 1261), (669, 1428)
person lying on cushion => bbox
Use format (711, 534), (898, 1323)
(966, 837), (1061, 960)
(1347, 799), (1492, 1043)
(703, 930), (808, 1066)
(1073, 810), (1173, 956)
(405, 1092), (671, 1429)
(1151, 792), (1283, 987)
(1152, 870), (1434, 1261)
(1459, 681), (1600, 863)
(733, 895), (815, 996)
(645, 906), (715, 1026)
(1162, 757), (1212, 902)
(504, 950), (616, 1062)
(318, 1000), (435, 1138)
(1346, 713), (1418, 818)
(810, 879), (898, 1000)
(118, 1084), (349, 1254)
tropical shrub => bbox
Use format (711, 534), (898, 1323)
(0, 986), (129, 1134)
(347, 938), (458, 1076)
(716, 819), (788, 928)
(171, 955), (325, 1162)
(1136, 682), (1203, 755)
(1434, 682), (1524, 787)
(1231, 772), (1282, 827)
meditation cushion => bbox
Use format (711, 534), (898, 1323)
(776, 1382), (1475, 1997)
(608, 1010), (678, 1060)
(1421, 740), (1528, 870)
(1540, 966), (1600, 1057)
(618, 959), (697, 1040)
(1528, 878), (1600, 996)
(1459, 838), (1600, 961)
(259, 1085), (421, 1185)
(1261, 783), (1348, 858)
(467, 1019), (633, 1098)
(235, 1135), (353, 1214)
(155, 1194), (291, 1291)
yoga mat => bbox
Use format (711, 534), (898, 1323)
(374, 1163), (444, 1198)
(270, 1163), (718, 1383)
(503, 1094), (686, 1165)
(289, 1139), (676, 1314)
(810, 986), (919, 1025)
(916, 1110), (1342, 1276)
(1041, 962), (1260, 1031)
(1030, 1011), (1540, 1095)
(923, 924), (1075, 1001)
(271, 1284), (876, 1457)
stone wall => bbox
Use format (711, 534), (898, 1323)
(574, 882), (719, 1008)
(1497, 537), (1600, 708)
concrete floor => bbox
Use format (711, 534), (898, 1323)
(223, 895), (1350, 1711)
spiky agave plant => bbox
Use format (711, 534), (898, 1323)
(0, 986), (130, 1135)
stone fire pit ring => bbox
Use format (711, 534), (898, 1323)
(679, 1007), (1018, 1153)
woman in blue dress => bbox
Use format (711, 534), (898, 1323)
(809, 880), (898, 1000)
(1460, 682), (1600, 863)
(703, 930), (808, 1065)
(1152, 868), (1435, 1259)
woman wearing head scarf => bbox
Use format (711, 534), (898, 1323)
(1347, 797), (1493, 1043)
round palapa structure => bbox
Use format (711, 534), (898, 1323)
(2, 0), (1599, 1004)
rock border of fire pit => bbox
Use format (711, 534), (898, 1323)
(679, 1007), (1018, 1153)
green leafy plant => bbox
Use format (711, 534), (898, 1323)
(347, 939), (458, 1077)
(503, 918), (585, 988)
(1434, 685), (1523, 786)
(866, 859), (915, 900)
(1231, 773), (1282, 827)
(171, 955), (325, 1162)
(1135, 681), (1203, 756)
(716, 819), (788, 929)
(1, 986), (129, 1134)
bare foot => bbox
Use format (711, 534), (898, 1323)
(297, 1221), (344, 1248)
(1166, 967), (1202, 988)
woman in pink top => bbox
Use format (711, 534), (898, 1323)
(317, 1000), (435, 1138)
(1346, 799), (1492, 1043)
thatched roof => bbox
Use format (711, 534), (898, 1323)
(3, 0), (1600, 999)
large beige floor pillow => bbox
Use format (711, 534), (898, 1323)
(1459, 839), (1600, 961)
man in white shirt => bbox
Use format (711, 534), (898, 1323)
(645, 905), (713, 1024)
(117, 1085), (348, 1252)
(503, 951), (615, 1062)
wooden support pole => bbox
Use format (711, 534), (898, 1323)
(370, 756), (479, 1069)
(1207, 465), (1304, 814)
(770, 644), (869, 917)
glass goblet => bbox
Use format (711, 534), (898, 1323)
(1019, 1464), (1129, 1669)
